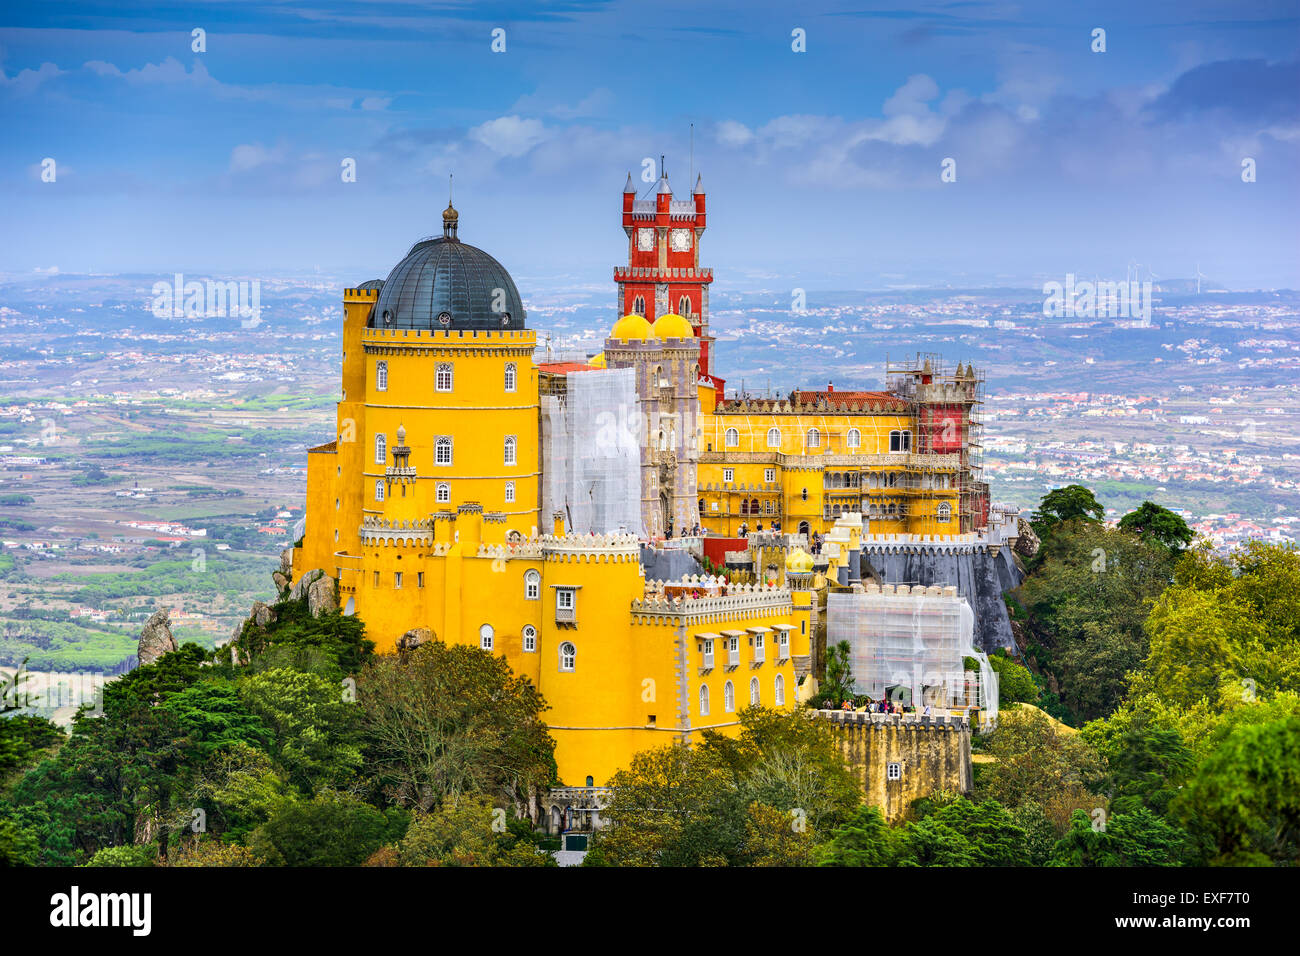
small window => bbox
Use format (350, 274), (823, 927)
(559, 641), (576, 671)
(767, 427), (780, 448)
(775, 673), (786, 706)
(727, 635), (739, 666)
(937, 501), (952, 522)
(699, 684), (710, 716)
(847, 428), (860, 449)
(750, 677), (760, 706)
(901, 430), (912, 451)
(393, 571), (402, 589)
(778, 631), (789, 659)
(436, 363), (453, 392)
(504, 362), (517, 393)
(525, 570), (540, 600)
(375, 480), (385, 502)
(679, 295), (691, 316)
(374, 433), (387, 464)
(523, 625), (537, 652)
(724, 427), (739, 448)
(435, 436), (452, 466)
(417, 571), (424, 588)
(887, 762), (902, 781)
(753, 632), (765, 662)
(806, 428), (820, 449)
(372, 570), (379, 587)
(557, 589), (575, 610)
(376, 360), (388, 392)
(504, 436), (517, 467)
(479, 624), (494, 651)
(764, 467), (775, 483)
(436, 482), (450, 503)
(702, 638), (714, 668)
(724, 680), (735, 713)
(505, 481), (515, 503)
(723, 468), (734, 483)
(633, 295), (645, 316)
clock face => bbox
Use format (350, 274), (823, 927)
(636, 227), (655, 251)
(670, 228), (692, 252)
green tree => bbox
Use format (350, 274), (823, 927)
(900, 798), (1029, 867)
(1050, 807), (1191, 867)
(1118, 502), (1194, 553)
(988, 652), (1039, 705)
(392, 795), (552, 867)
(817, 805), (901, 867)
(822, 640), (855, 705)
(247, 792), (397, 866)
(1031, 485), (1103, 536)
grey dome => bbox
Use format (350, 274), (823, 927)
(372, 217), (525, 330)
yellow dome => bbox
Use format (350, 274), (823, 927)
(589, 351), (607, 368)
(653, 312), (694, 340)
(611, 313), (653, 341)
(785, 548), (815, 572)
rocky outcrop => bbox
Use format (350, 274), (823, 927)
(290, 568), (336, 618)
(1014, 517), (1040, 559)
(138, 608), (177, 667)
(271, 549), (293, 595)
(397, 627), (433, 658)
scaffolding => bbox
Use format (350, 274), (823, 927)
(541, 366), (643, 536)
(827, 585), (998, 725)
(885, 352), (987, 533)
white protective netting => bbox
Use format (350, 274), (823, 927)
(542, 366), (643, 536)
(826, 587), (999, 726)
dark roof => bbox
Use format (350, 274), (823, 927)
(356, 279), (384, 291)
(372, 236), (525, 331)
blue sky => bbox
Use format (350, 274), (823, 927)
(2, 0), (1298, 288)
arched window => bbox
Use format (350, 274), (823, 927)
(679, 296), (691, 317)
(374, 480), (384, 502)
(374, 433), (387, 464)
(724, 427), (739, 448)
(633, 295), (645, 316)
(901, 430), (912, 451)
(798, 520), (810, 535)
(479, 623), (494, 651)
(504, 481), (515, 503)
(375, 360), (388, 392)
(699, 685), (710, 716)
(435, 436), (452, 466)
(937, 501), (952, 522)
(749, 498), (759, 516)
(739, 499), (749, 516)
(436, 482), (450, 503)
(724, 680), (735, 713)
(559, 642), (576, 672)
(767, 427), (781, 448)
(504, 362), (516, 392)
(522, 625), (537, 653)
(806, 428), (820, 448)
(525, 570), (540, 600)
(775, 673), (786, 706)
(750, 677), (760, 706)
(847, 427), (860, 449)
(504, 436), (517, 466)
(436, 363), (453, 392)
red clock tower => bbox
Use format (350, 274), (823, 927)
(617, 170), (720, 388)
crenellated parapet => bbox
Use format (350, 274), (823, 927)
(540, 532), (643, 563)
(631, 582), (792, 625)
(360, 515), (435, 546)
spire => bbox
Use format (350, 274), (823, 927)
(442, 174), (459, 239)
(623, 171), (635, 193)
(694, 172), (704, 194)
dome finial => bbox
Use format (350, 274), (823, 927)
(442, 174), (459, 239)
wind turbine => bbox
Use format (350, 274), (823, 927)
(1195, 262), (1206, 295)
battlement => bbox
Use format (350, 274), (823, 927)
(632, 582), (792, 623)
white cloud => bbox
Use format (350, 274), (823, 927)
(469, 115), (548, 157)
(715, 120), (754, 147)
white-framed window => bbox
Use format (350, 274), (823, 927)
(775, 673), (786, 706)
(436, 482), (450, 503)
(847, 427), (861, 449)
(723, 468), (734, 483)
(764, 467), (776, 483)
(436, 363), (453, 392)
(750, 677), (760, 706)
(504, 435), (517, 466)
(559, 641), (576, 672)
(504, 362), (516, 393)
(374, 480), (385, 502)
(890, 430), (912, 452)
(374, 433), (387, 464)
(522, 625), (537, 652)
(525, 570), (541, 600)
(699, 684), (710, 716)
(901, 430), (912, 451)
(724, 680), (735, 713)
(887, 762), (902, 781)
(505, 481), (515, 503)
(806, 428), (820, 448)
(702, 638), (714, 669)
(727, 635), (739, 667)
(417, 572), (424, 588)
(937, 501), (952, 522)
(375, 360), (388, 392)
(633, 295), (645, 316)
(777, 631), (790, 659)
(557, 589), (575, 610)
(753, 632), (765, 662)
(393, 571), (402, 589)
(767, 427), (781, 448)
(435, 436), (452, 466)
(724, 427), (739, 448)
(479, 624), (494, 651)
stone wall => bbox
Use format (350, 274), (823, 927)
(818, 710), (973, 822)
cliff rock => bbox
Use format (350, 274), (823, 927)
(397, 627), (433, 658)
(1014, 517), (1040, 558)
(290, 568), (336, 618)
(138, 608), (177, 667)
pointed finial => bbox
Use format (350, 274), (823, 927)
(624, 171), (635, 193)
